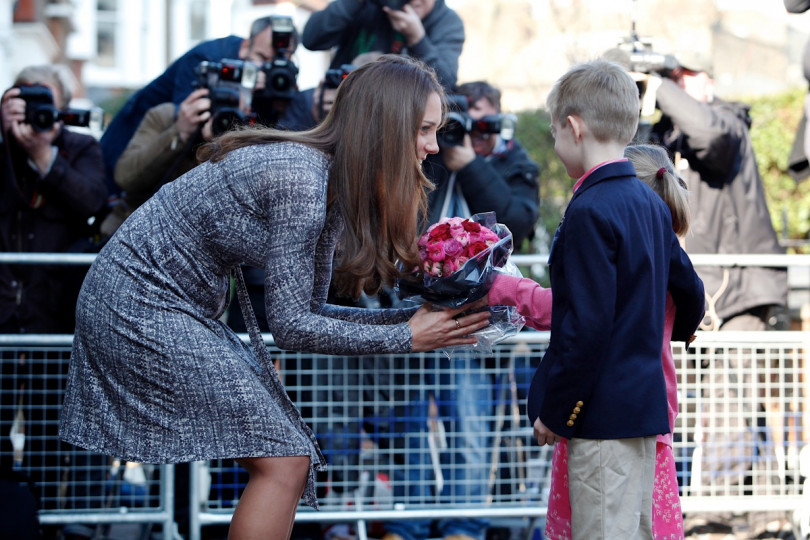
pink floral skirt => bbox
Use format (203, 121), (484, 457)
(543, 439), (684, 540)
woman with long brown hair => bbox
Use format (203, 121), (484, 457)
(59, 55), (490, 539)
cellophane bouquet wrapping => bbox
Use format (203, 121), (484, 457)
(396, 212), (525, 356)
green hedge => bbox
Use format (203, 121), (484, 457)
(514, 88), (810, 259)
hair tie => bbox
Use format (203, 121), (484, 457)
(656, 167), (667, 180)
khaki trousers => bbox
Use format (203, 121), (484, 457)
(568, 436), (656, 540)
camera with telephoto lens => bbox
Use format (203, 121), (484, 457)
(437, 94), (472, 148)
(256, 15), (299, 101)
(370, 0), (409, 10)
(193, 58), (258, 136)
(324, 64), (356, 90)
(15, 84), (104, 133)
(438, 94), (517, 148)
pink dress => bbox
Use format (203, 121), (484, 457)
(488, 277), (684, 539)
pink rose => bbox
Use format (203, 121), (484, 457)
(443, 238), (464, 259)
(426, 242), (445, 263)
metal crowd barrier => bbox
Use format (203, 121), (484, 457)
(1, 330), (809, 539)
(1, 251), (809, 539)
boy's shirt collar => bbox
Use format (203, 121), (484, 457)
(572, 158), (629, 193)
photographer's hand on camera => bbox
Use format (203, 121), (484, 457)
(176, 88), (213, 144)
(382, 4), (425, 46)
(441, 133), (476, 172)
(1, 87), (59, 174)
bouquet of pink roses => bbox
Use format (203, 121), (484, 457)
(417, 216), (502, 278)
(397, 212), (525, 354)
(397, 212), (513, 308)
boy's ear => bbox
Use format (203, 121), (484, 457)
(567, 115), (583, 142)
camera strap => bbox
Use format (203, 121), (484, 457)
(438, 172), (470, 220)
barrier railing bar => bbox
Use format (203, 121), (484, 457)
(2, 252), (810, 268)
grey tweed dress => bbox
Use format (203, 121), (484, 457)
(58, 142), (415, 508)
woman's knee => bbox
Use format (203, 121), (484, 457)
(238, 455), (309, 486)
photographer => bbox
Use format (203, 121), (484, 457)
(425, 81), (539, 246)
(0, 64), (107, 540)
(101, 18), (301, 239)
(640, 52), (789, 537)
(99, 15), (297, 198)
(0, 64), (107, 334)
(302, 0), (464, 90)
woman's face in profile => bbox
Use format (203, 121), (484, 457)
(416, 91), (442, 163)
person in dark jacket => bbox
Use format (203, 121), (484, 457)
(302, 0), (464, 90)
(650, 55), (788, 331)
(649, 53), (790, 537)
(0, 64), (107, 539)
(0, 64), (108, 334)
(424, 81), (540, 247)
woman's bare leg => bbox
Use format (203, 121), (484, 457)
(228, 455), (310, 540)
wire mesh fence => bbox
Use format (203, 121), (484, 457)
(3, 330), (806, 539)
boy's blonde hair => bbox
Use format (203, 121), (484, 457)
(546, 59), (639, 145)
(624, 144), (690, 236)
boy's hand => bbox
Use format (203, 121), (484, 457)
(533, 417), (560, 446)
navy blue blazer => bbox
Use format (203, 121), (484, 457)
(527, 160), (704, 440)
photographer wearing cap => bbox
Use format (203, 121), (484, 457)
(638, 51), (790, 537)
(302, 0), (464, 90)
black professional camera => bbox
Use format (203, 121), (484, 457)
(437, 94), (472, 148)
(324, 64), (356, 90)
(194, 58), (258, 136)
(252, 16), (299, 126)
(370, 0), (409, 10)
(257, 15), (299, 101)
(437, 94), (517, 148)
(15, 84), (103, 133)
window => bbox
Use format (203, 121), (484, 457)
(96, 0), (118, 67)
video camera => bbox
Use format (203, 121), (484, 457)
(194, 58), (258, 136)
(370, 0), (409, 10)
(437, 94), (517, 148)
(603, 0), (679, 143)
(15, 84), (104, 133)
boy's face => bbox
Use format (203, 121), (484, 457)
(551, 116), (584, 179)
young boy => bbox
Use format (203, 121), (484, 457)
(530, 59), (705, 538)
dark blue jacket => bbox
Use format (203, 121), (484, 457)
(527, 160), (704, 440)
(99, 35), (244, 196)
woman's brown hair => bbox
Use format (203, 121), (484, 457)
(198, 54), (445, 299)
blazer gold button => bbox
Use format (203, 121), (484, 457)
(566, 420), (574, 427)
(576, 401), (584, 407)
(573, 407), (581, 414)
(569, 414), (577, 420)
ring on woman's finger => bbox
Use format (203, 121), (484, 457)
(455, 319), (461, 330)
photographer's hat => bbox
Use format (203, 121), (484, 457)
(676, 49), (713, 76)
